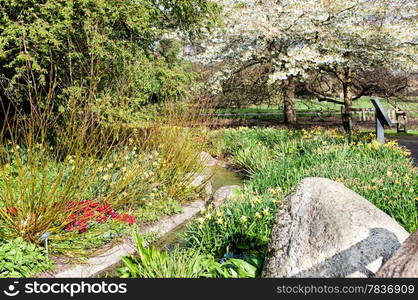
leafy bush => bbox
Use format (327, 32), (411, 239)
(0, 0), (221, 123)
(161, 127), (415, 279)
(0, 238), (53, 278)
(119, 235), (214, 278)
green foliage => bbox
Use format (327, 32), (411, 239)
(0, 103), (208, 248)
(182, 192), (278, 257)
(119, 234), (263, 278)
(169, 127), (416, 279)
(0, 238), (53, 278)
(0, 0), (221, 124)
(50, 221), (134, 256)
(233, 2), (248, 9)
(119, 235), (214, 278)
(213, 128), (418, 232)
(216, 255), (263, 278)
(135, 198), (182, 223)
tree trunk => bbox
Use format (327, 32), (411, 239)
(376, 229), (418, 278)
(343, 84), (352, 112)
(283, 78), (297, 126)
(342, 68), (353, 133)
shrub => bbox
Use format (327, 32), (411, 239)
(0, 100), (209, 250)
(119, 234), (263, 278)
(0, 0), (221, 124)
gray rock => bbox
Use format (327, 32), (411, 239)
(376, 229), (418, 278)
(212, 185), (241, 205)
(262, 177), (409, 278)
(204, 180), (213, 196)
(189, 173), (207, 187)
(188, 172), (213, 196)
(199, 151), (219, 167)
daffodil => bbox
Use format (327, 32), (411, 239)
(102, 174), (112, 181)
(251, 197), (261, 204)
(240, 216), (248, 223)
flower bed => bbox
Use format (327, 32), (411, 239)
(119, 128), (417, 278)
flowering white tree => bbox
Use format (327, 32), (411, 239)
(186, 0), (418, 126)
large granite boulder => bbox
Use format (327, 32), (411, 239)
(376, 229), (418, 278)
(262, 177), (409, 278)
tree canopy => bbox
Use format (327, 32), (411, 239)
(187, 0), (418, 124)
(0, 0), (221, 124)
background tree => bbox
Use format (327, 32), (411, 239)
(186, 0), (418, 127)
(0, 0), (221, 127)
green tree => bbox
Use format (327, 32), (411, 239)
(188, 0), (417, 127)
(0, 0), (221, 124)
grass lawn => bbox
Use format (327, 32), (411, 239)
(214, 97), (418, 118)
(213, 97), (418, 131)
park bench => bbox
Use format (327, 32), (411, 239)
(341, 106), (408, 133)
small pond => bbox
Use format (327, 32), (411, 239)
(209, 165), (244, 191)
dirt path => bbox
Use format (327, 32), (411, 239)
(388, 136), (418, 166)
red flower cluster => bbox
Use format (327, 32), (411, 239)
(65, 200), (136, 233)
(6, 206), (18, 215)
(114, 214), (136, 225)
